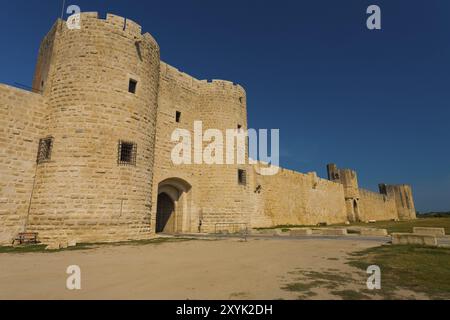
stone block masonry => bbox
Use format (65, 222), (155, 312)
(392, 233), (438, 247)
(290, 229), (313, 236)
(360, 228), (388, 237)
(0, 85), (46, 244)
(413, 227), (445, 237)
(0, 12), (417, 245)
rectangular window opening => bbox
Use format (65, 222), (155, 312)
(176, 111), (181, 123)
(128, 79), (137, 94)
(37, 137), (53, 164)
(238, 169), (247, 186)
(118, 140), (137, 166)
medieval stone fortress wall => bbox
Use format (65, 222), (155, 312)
(0, 13), (416, 245)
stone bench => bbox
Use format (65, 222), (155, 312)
(290, 228), (313, 236)
(319, 228), (348, 236)
(360, 228), (388, 236)
(413, 227), (446, 237)
(346, 227), (365, 234)
(13, 232), (39, 245)
(392, 233), (437, 247)
(254, 229), (282, 236)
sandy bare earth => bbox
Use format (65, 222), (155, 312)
(0, 237), (385, 300)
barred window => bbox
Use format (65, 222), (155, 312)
(238, 169), (247, 186)
(118, 141), (137, 166)
(37, 137), (53, 164)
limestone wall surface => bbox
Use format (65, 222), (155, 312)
(358, 188), (398, 222)
(254, 167), (348, 227)
(152, 62), (203, 233)
(153, 62), (254, 233)
(0, 85), (46, 244)
(388, 185), (417, 220)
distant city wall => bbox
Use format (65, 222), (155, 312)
(254, 167), (348, 227)
(358, 188), (398, 222)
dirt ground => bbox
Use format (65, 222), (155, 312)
(0, 237), (403, 300)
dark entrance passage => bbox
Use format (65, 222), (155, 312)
(156, 193), (175, 233)
(353, 199), (360, 222)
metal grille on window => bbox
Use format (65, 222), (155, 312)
(36, 137), (53, 164)
(118, 141), (137, 166)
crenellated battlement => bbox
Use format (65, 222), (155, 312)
(61, 12), (159, 49)
(160, 62), (205, 91)
(78, 12), (142, 34)
(208, 79), (244, 92)
(160, 61), (246, 95)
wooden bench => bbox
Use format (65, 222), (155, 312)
(13, 232), (38, 245)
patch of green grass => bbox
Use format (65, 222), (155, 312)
(324, 282), (340, 290)
(0, 243), (93, 254)
(282, 280), (326, 293)
(282, 280), (327, 299)
(282, 270), (354, 298)
(337, 217), (450, 234)
(257, 216), (450, 234)
(348, 244), (450, 299)
(96, 237), (195, 247)
(284, 268), (386, 299)
(256, 224), (315, 231)
(297, 270), (352, 284)
(229, 292), (250, 299)
(330, 289), (371, 300)
(298, 291), (318, 299)
(419, 212), (450, 218)
(0, 244), (46, 254)
(0, 237), (196, 254)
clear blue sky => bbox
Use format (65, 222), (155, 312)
(0, 0), (449, 212)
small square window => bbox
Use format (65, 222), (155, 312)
(237, 124), (242, 130)
(176, 111), (181, 123)
(128, 79), (137, 94)
(37, 137), (53, 164)
(118, 140), (137, 166)
(238, 169), (247, 186)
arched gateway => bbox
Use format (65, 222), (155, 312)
(156, 178), (192, 234)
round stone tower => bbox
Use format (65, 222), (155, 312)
(196, 80), (255, 232)
(28, 13), (160, 243)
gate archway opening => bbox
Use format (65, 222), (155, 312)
(156, 193), (175, 233)
(155, 178), (192, 234)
